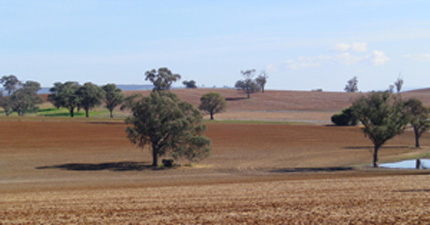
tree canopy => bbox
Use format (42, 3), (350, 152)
(344, 76), (358, 93)
(0, 75), (21, 96)
(125, 91), (211, 166)
(183, 80), (197, 89)
(102, 84), (125, 118)
(77, 82), (105, 118)
(199, 92), (226, 120)
(10, 81), (43, 116)
(256, 71), (268, 93)
(0, 79), (43, 116)
(48, 81), (82, 117)
(403, 98), (430, 148)
(0, 93), (12, 116)
(331, 107), (357, 126)
(351, 92), (409, 167)
(145, 67), (181, 92)
(394, 77), (404, 93)
(235, 69), (261, 98)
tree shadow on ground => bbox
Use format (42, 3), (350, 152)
(225, 97), (247, 101)
(395, 189), (430, 193)
(271, 167), (353, 173)
(36, 161), (162, 171)
(343, 146), (410, 150)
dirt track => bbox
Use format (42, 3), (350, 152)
(1, 119), (430, 223)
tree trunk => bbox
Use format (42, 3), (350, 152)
(85, 109), (89, 118)
(152, 144), (158, 167)
(373, 145), (380, 168)
(110, 109), (113, 118)
(262, 86), (265, 93)
(414, 126), (420, 148)
(210, 112), (214, 120)
(247, 91), (250, 99)
(70, 108), (74, 117)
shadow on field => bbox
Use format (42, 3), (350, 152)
(271, 167), (353, 173)
(343, 146), (410, 150)
(225, 97), (247, 101)
(395, 189), (430, 193)
(36, 161), (160, 171)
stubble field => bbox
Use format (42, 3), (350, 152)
(1, 117), (430, 223)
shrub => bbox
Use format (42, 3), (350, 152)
(331, 107), (357, 126)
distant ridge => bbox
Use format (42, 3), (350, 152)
(402, 87), (430, 93)
(116, 84), (153, 91)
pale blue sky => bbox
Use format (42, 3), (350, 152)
(1, 0), (429, 91)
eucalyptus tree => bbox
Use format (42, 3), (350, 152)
(183, 80), (197, 89)
(145, 67), (181, 92)
(344, 76), (358, 93)
(404, 98), (430, 148)
(352, 92), (409, 167)
(256, 71), (269, 93)
(394, 77), (404, 93)
(77, 82), (105, 118)
(0, 75), (21, 96)
(199, 92), (226, 120)
(48, 81), (81, 117)
(235, 69), (260, 98)
(10, 81), (43, 116)
(102, 83), (125, 118)
(0, 93), (12, 116)
(125, 91), (211, 167)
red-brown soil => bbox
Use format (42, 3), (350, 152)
(122, 88), (430, 122)
(1, 119), (430, 223)
(5, 88), (430, 223)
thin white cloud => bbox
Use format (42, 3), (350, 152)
(370, 50), (390, 66)
(285, 43), (389, 69)
(285, 57), (322, 70)
(334, 43), (351, 52)
(404, 53), (430, 62)
(334, 42), (368, 52)
(265, 63), (278, 72)
(351, 42), (368, 52)
(336, 52), (363, 65)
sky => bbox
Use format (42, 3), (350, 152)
(1, 0), (430, 92)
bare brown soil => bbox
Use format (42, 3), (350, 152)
(5, 89), (430, 223)
(122, 88), (430, 122)
(3, 175), (430, 224)
(1, 119), (430, 223)
(126, 89), (364, 111)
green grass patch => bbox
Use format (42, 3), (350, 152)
(35, 107), (122, 118)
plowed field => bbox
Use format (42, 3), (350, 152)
(1, 119), (430, 223)
(3, 175), (430, 224)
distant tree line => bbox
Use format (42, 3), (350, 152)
(0, 75), (43, 116)
(0, 75), (126, 118)
(48, 82), (125, 118)
(344, 76), (404, 93)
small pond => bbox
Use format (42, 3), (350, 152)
(380, 159), (430, 169)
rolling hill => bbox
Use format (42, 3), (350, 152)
(124, 88), (430, 123)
